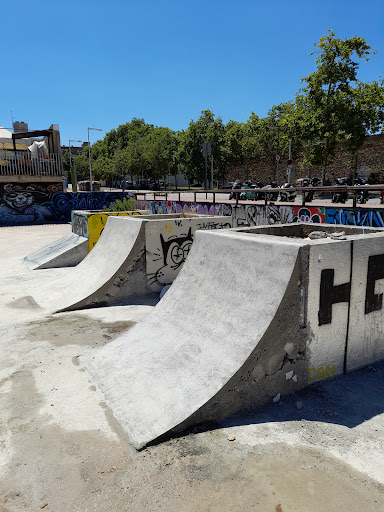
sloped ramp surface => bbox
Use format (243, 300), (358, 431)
(83, 230), (301, 449)
(22, 216), (148, 313)
(22, 233), (88, 269)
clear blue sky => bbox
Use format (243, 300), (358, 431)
(1, 0), (383, 146)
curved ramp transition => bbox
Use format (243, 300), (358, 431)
(22, 216), (147, 312)
(17, 214), (232, 313)
(83, 230), (303, 449)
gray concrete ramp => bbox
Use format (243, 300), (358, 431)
(27, 216), (147, 312)
(83, 230), (302, 449)
(22, 233), (88, 269)
(14, 214), (231, 314)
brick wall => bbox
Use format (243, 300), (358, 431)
(225, 134), (384, 185)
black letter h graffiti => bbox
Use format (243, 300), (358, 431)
(318, 254), (384, 326)
(318, 269), (351, 326)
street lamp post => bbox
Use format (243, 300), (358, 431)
(69, 139), (82, 192)
(275, 111), (281, 185)
(286, 121), (296, 185)
(202, 142), (212, 190)
(87, 127), (102, 192)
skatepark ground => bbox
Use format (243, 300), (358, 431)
(1, 224), (384, 511)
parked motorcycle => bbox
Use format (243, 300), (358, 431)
(279, 182), (297, 202)
(262, 180), (279, 202)
(229, 182), (242, 200)
(239, 181), (252, 200)
(331, 175), (350, 204)
(252, 181), (264, 201)
(303, 177), (322, 203)
(354, 177), (369, 204)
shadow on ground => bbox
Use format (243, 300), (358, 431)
(220, 359), (384, 430)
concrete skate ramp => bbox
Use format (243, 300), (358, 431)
(22, 233), (88, 269)
(83, 230), (301, 449)
(24, 216), (148, 313)
(19, 213), (231, 313)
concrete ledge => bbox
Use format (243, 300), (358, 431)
(22, 233), (88, 269)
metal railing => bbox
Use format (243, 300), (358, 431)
(0, 152), (62, 176)
(134, 184), (384, 208)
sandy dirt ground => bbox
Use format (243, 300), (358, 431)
(0, 224), (384, 512)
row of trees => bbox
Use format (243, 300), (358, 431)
(65, 31), (384, 186)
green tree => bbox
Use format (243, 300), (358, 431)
(61, 150), (70, 174)
(177, 110), (228, 188)
(297, 30), (376, 179)
(144, 127), (176, 182)
(177, 127), (203, 186)
(89, 119), (157, 184)
(225, 120), (246, 167)
(125, 137), (150, 182)
(72, 152), (90, 181)
(342, 80), (384, 176)
(92, 155), (115, 184)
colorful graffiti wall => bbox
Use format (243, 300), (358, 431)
(2, 187), (384, 230)
(0, 182), (131, 226)
(136, 200), (329, 227)
(137, 200), (384, 229)
(228, 204), (327, 227)
(0, 182), (63, 225)
(135, 199), (222, 217)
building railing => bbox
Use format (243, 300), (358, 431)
(0, 151), (62, 176)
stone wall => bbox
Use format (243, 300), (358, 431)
(225, 134), (384, 185)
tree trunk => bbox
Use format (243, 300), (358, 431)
(353, 151), (358, 183)
(322, 138), (330, 183)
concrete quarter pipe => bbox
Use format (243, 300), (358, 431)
(12, 214), (232, 313)
(83, 223), (384, 449)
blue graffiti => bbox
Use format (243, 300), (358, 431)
(0, 187), (130, 226)
(49, 192), (127, 222)
(51, 192), (130, 222)
(326, 208), (384, 227)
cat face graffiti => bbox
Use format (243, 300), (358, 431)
(148, 227), (194, 287)
(3, 190), (34, 211)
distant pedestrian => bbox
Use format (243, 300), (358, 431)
(121, 179), (127, 192)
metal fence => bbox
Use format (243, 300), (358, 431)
(134, 184), (384, 208)
(0, 151), (62, 176)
